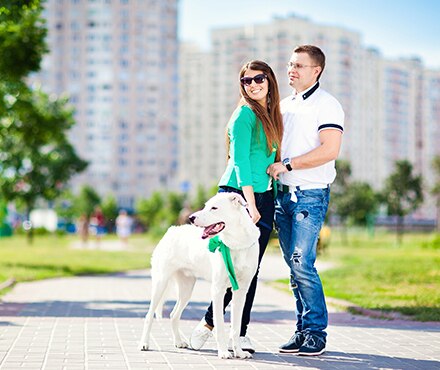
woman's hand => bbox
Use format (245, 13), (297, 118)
(247, 202), (261, 224)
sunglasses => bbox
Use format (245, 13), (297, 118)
(240, 74), (267, 86)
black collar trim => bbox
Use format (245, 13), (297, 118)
(302, 81), (320, 100)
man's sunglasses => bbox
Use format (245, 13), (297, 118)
(240, 74), (267, 86)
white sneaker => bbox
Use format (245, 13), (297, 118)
(228, 336), (255, 354)
(189, 319), (213, 350)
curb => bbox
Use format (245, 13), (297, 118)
(270, 281), (415, 322)
(0, 278), (16, 292)
(325, 296), (414, 321)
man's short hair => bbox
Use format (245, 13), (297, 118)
(294, 45), (325, 80)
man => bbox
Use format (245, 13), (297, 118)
(267, 45), (344, 356)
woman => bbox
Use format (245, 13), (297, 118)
(189, 60), (283, 353)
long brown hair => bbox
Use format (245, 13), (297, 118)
(227, 60), (283, 161)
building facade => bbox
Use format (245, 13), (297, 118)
(178, 14), (440, 218)
(36, 0), (179, 209)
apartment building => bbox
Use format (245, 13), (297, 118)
(178, 14), (440, 218)
(36, 0), (178, 209)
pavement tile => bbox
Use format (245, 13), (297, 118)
(0, 253), (439, 369)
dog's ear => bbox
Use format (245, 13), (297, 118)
(229, 193), (247, 207)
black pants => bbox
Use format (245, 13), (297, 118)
(204, 186), (274, 336)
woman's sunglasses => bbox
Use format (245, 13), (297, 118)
(240, 74), (267, 86)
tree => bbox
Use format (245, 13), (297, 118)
(344, 182), (379, 227)
(135, 192), (165, 232)
(381, 160), (423, 244)
(0, 1), (87, 241)
(0, 0), (48, 80)
(0, 88), (88, 239)
(432, 156), (440, 232)
(101, 194), (118, 232)
(75, 185), (101, 219)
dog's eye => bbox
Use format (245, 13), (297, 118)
(210, 207), (218, 211)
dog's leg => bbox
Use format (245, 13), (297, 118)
(170, 271), (196, 348)
(230, 288), (252, 359)
(138, 276), (169, 351)
(212, 287), (232, 359)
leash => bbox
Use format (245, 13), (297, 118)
(208, 236), (239, 291)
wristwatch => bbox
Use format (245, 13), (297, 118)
(283, 158), (293, 171)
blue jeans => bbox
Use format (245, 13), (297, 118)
(274, 187), (330, 342)
(204, 186), (274, 336)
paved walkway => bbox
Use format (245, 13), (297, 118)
(0, 251), (439, 370)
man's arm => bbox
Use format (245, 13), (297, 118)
(291, 129), (342, 169)
(267, 129), (342, 180)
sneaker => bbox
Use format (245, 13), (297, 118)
(279, 332), (305, 353)
(189, 319), (213, 350)
(229, 336), (255, 354)
(240, 336), (255, 354)
(298, 334), (326, 356)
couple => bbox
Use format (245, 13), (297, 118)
(189, 44), (345, 356)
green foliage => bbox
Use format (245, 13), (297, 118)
(191, 185), (208, 211)
(0, 0), (48, 80)
(135, 186), (219, 236)
(344, 182), (379, 226)
(0, 0), (87, 238)
(53, 189), (76, 222)
(101, 194), (118, 230)
(167, 192), (186, 222)
(421, 233), (440, 250)
(277, 230), (440, 321)
(382, 160), (423, 218)
(135, 191), (165, 230)
(0, 233), (153, 287)
(0, 87), (88, 210)
(381, 160), (423, 243)
(76, 185), (101, 218)
(431, 156), (440, 231)
(331, 160), (379, 226)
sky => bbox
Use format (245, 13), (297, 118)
(178, 0), (440, 69)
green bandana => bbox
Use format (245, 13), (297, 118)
(208, 235), (239, 291)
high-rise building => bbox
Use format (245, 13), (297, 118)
(178, 14), (440, 219)
(35, 0), (178, 209)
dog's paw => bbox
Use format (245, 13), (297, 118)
(234, 349), (252, 359)
(138, 343), (149, 351)
(218, 350), (233, 359)
(174, 340), (188, 348)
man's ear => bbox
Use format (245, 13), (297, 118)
(229, 193), (247, 207)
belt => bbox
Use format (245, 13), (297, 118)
(278, 183), (329, 193)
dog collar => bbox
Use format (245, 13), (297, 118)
(208, 236), (239, 291)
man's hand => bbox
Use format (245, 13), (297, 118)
(267, 161), (288, 180)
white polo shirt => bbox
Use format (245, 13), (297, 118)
(280, 82), (344, 188)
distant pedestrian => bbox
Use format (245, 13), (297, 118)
(76, 213), (89, 245)
(268, 44), (345, 356)
(116, 209), (132, 245)
(90, 206), (106, 244)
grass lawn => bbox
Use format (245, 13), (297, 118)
(275, 229), (440, 322)
(0, 233), (155, 295)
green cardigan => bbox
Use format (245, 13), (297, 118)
(219, 105), (276, 193)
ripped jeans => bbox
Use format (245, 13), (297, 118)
(274, 187), (330, 342)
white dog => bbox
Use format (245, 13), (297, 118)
(138, 192), (260, 359)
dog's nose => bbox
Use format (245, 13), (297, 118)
(189, 215), (196, 224)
